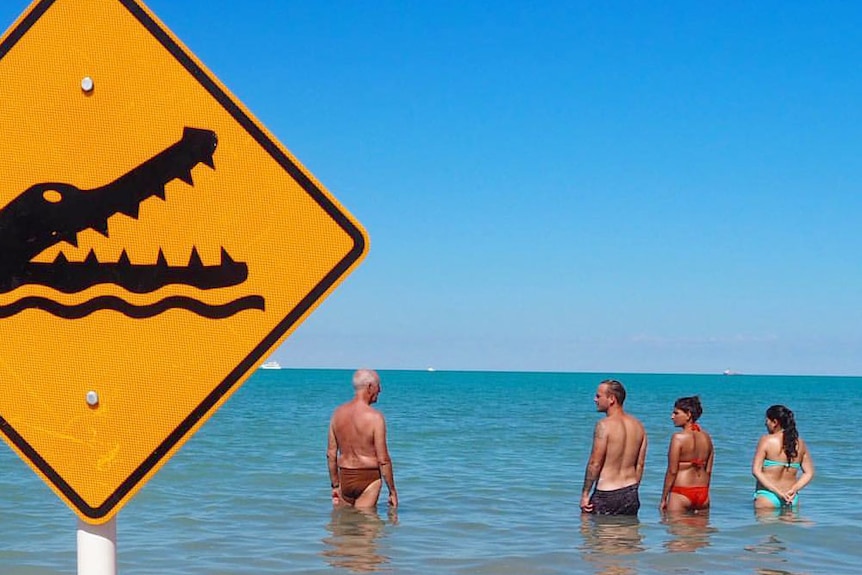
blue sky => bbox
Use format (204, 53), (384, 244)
(3, 1), (861, 376)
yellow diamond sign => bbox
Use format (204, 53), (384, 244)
(0, 0), (368, 523)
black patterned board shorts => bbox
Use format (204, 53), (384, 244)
(590, 483), (640, 515)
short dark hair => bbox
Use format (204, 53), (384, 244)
(601, 379), (626, 405)
(674, 396), (703, 422)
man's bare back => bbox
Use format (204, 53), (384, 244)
(580, 380), (647, 515)
(326, 369), (397, 508)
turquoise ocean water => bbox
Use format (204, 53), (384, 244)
(1, 369), (860, 574)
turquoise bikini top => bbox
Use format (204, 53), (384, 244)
(763, 458), (802, 469)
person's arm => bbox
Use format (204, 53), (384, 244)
(705, 434), (715, 478)
(660, 434), (681, 511)
(374, 414), (397, 507)
(580, 421), (607, 512)
(636, 427), (648, 484)
(326, 422), (340, 504)
(787, 439), (815, 502)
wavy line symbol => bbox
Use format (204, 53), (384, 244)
(0, 295), (265, 319)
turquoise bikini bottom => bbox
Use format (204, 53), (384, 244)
(754, 490), (798, 508)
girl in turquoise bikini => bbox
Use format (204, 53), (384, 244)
(751, 405), (815, 510)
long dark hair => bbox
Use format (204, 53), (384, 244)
(674, 396), (703, 422)
(766, 404), (798, 460)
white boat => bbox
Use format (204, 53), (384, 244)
(260, 361), (281, 370)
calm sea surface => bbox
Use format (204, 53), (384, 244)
(1, 369), (859, 574)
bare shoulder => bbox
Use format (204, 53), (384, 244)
(375, 410), (388, 433)
(357, 404), (386, 425)
(331, 401), (352, 420)
(625, 413), (646, 433)
(594, 417), (609, 436)
(368, 406), (385, 422)
(756, 433), (775, 451)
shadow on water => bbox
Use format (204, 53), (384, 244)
(752, 505), (815, 526)
(321, 506), (397, 573)
(661, 511), (716, 553)
(579, 514), (644, 575)
(744, 507), (814, 575)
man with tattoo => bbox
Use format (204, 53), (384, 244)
(580, 379), (647, 515)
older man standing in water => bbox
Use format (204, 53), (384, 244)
(580, 379), (647, 515)
(327, 369), (398, 508)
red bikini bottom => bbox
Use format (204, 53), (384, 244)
(671, 485), (709, 508)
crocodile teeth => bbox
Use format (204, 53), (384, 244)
(178, 170), (194, 185)
(188, 247), (203, 268)
(220, 247), (235, 265)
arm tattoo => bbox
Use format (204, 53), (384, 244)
(583, 469), (598, 493)
(583, 423), (603, 492)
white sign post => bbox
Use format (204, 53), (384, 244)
(77, 518), (117, 575)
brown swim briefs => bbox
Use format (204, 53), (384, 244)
(338, 467), (382, 504)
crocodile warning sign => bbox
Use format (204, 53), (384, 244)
(0, 0), (368, 523)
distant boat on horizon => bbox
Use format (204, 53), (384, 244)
(260, 361), (281, 370)
(722, 369), (740, 376)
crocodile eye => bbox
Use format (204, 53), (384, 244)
(43, 189), (63, 203)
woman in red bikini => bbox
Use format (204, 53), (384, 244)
(660, 396), (714, 513)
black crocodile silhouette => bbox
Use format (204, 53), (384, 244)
(0, 127), (264, 318)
